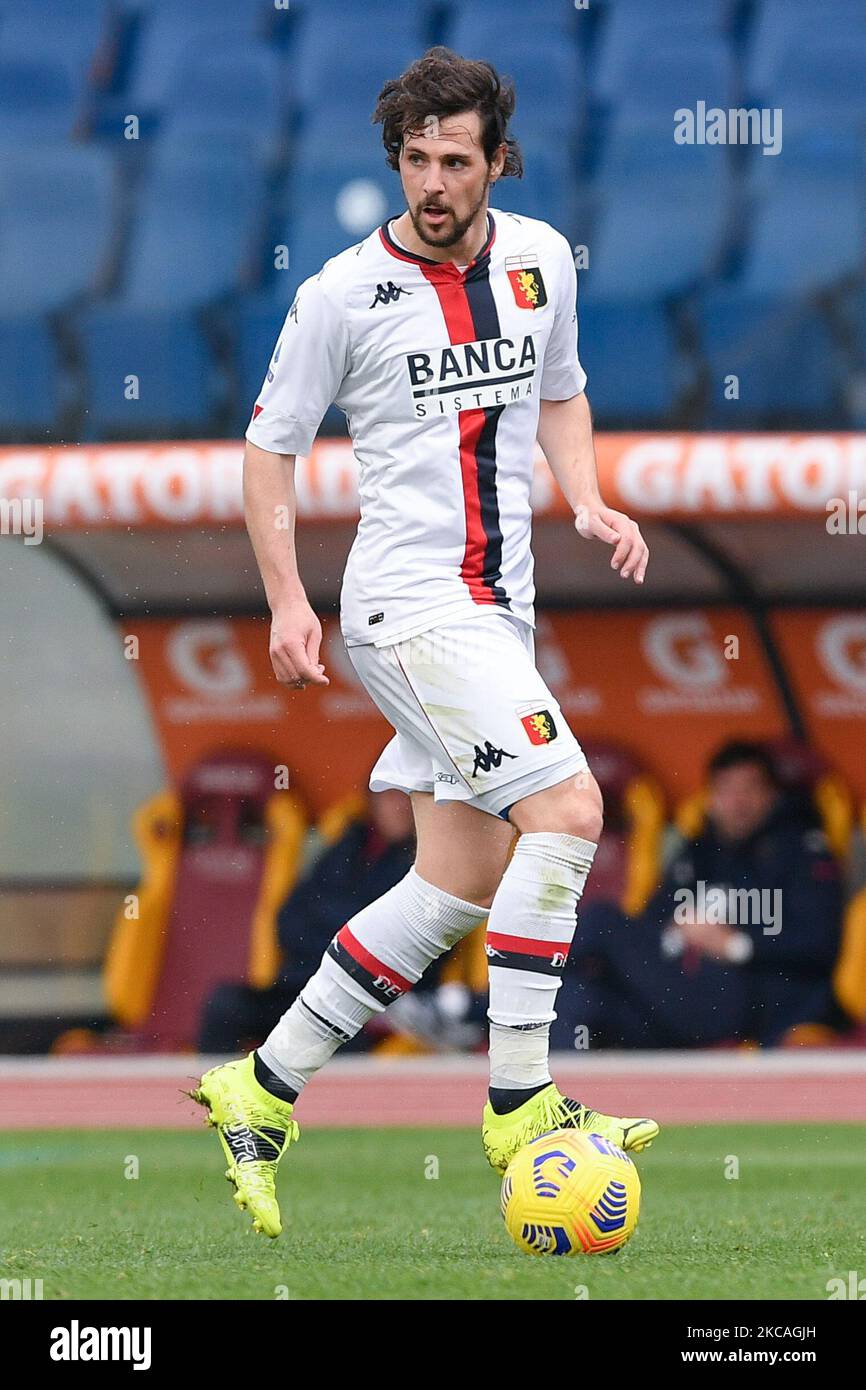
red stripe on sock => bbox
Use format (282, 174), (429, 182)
(335, 924), (413, 993)
(486, 932), (572, 958)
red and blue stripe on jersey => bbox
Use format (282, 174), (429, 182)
(379, 214), (511, 610)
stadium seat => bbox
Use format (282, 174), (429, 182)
(597, 115), (728, 182)
(125, 0), (268, 112)
(292, 5), (426, 111)
(442, 26), (583, 143)
(0, 145), (117, 315)
(0, 318), (65, 439)
(493, 146), (577, 238)
(579, 741), (666, 915)
(736, 139), (866, 297)
(750, 0), (861, 92)
(593, 18), (733, 109)
(772, 36), (866, 129)
(694, 289), (843, 426)
(234, 289), (348, 438)
(590, 174), (729, 299)
(747, 1), (866, 101)
(160, 40), (287, 166)
(75, 306), (222, 440)
(447, 0), (577, 33)
(0, 1), (114, 100)
(576, 299), (680, 422)
(118, 140), (263, 311)
(279, 149), (402, 290)
(101, 753), (307, 1049)
(0, 58), (80, 144)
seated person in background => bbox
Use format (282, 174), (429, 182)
(550, 740), (845, 1050)
(199, 788), (416, 1053)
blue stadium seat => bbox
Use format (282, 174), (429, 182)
(234, 290), (347, 438)
(235, 292), (287, 432)
(292, 6), (428, 110)
(0, 145), (117, 315)
(279, 151), (402, 290)
(738, 133), (865, 295)
(295, 49), (422, 144)
(119, 141), (263, 310)
(0, 317), (65, 437)
(695, 289), (842, 425)
(577, 299), (680, 421)
(593, 10), (730, 106)
(160, 41), (287, 165)
(493, 147), (577, 239)
(445, 40), (582, 144)
(746, 0), (865, 98)
(598, 115), (730, 180)
(448, 0), (576, 31)
(127, 0), (268, 111)
(772, 37), (866, 127)
(0, 59), (80, 143)
(75, 307), (221, 440)
(589, 170), (731, 300)
(0, 0), (113, 98)
(608, 37), (735, 118)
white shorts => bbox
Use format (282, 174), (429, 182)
(347, 610), (589, 820)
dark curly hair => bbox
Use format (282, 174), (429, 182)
(372, 47), (524, 178)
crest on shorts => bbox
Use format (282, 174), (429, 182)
(520, 709), (558, 744)
(506, 255), (548, 310)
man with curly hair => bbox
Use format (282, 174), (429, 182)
(192, 47), (656, 1238)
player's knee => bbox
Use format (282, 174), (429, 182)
(511, 775), (604, 844)
(558, 794), (604, 844)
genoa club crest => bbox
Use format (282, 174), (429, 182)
(520, 709), (558, 744)
(506, 255), (548, 310)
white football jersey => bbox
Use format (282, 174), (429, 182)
(246, 208), (586, 648)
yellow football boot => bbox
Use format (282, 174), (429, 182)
(189, 1052), (299, 1237)
(483, 1082), (658, 1175)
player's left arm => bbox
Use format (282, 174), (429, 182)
(537, 393), (649, 584)
(536, 234), (648, 584)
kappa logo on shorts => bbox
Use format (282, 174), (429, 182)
(520, 709), (558, 745)
(471, 741), (518, 777)
(367, 612), (384, 626)
(435, 772), (458, 784)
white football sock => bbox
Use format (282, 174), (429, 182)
(486, 831), (597, 1091)
(258, 868), (488, 1095)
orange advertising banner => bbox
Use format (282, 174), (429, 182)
(771, 610), (866, 798)
(127, 607), (790, 814)
(4, 433), (866, 529)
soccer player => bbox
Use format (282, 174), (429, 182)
(192, 48), (658, 1237)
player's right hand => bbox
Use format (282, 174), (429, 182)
(269, 598), (330, 688)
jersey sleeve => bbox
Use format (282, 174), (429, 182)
(245, 273), (350, 456)
(539, 235), (587, 400)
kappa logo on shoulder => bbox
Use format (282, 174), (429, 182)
(370, 281), (412, 308)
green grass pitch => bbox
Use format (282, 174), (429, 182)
(1, 1125), (864, 1300)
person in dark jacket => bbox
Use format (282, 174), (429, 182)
(550, 741), (846, 1050)
(199, 789), (416, 1052)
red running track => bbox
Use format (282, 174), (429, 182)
(1, 1055), (865, 1129)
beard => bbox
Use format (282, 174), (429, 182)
(409, 179), (491, 248)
